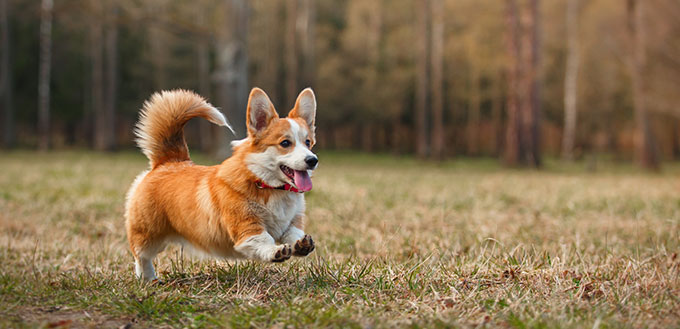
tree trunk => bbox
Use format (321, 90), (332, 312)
(196, 6), (213, 153)
(415, 0), (429, 158)
(492, 70), (504, 156)
(505, 0), (541, 167)
(503, 0), (521, 165)
(285, 0), (298, 105)
(149, 0), (168, 90)
(527, 0), (542, 167)
(672, 119), (680, 160)
(561, 0), (579, 160)
(520, 0), (536, 166)
(627, 0), (659, 170)
(90, 0), (105, 150)
(261, 1), (282, 107)
(299, 0), (315, 88)
(467, 65), (480, 156)
(214, 0), (249, 158)
(37, 0), (53, 151)
(98, 0), (118, 150)
(430, 0), (444, 160)
(0, 0), (13, 148)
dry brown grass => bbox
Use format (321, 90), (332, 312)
(0, 151), (679, 328)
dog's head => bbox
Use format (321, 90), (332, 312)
(238, 87), (318, 192)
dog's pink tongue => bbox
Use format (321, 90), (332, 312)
(293, 170), (313, 192)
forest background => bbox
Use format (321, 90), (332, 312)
(1, 0), (679, 169)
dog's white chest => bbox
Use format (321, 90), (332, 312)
(262, 193), (305, 240)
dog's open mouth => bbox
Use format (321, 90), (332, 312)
(280, 165), (313, 192)
(280, 165), (295, 180)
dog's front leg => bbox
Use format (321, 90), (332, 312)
(281, 215), (315, 257)
(233, 227), (292, 263)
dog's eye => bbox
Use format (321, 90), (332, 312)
(280, 140), (292, 148)
(305, 139), (311, 147)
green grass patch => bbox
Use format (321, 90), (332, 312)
(0, 151), (678, 328)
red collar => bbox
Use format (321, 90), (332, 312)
(255, 181), (304, 193)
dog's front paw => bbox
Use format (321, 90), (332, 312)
(293, 235), (315, 257)
(271, 244), (292, 263)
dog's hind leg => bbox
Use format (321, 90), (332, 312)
(128, 228), (166, 281)
(133, 243), (164, 281)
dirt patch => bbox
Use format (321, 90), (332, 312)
(7, 306), (137, 329)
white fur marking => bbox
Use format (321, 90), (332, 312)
(281, 226), (306, 245)
(282, 119), (315, 171)
(264, 193), (305, 240)
(208, 108), (235, 134)
(246, 146), (282, 187)
(134, 241), (166, 281)
(230, 138), (247, 149)
(234, 231), (280, 261)
(288, 118), (301, 138)
(135, 258), (157, 281)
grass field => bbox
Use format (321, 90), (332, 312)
(1, 151), (679, 328)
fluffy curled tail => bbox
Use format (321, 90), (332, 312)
(135, 89), (233, 168)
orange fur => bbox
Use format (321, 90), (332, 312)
(126, 88), (317, 280)
(134, 90), (233, 168)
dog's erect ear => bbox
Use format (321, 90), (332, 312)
(288, 88), (316, 132)
(247, 88), (278, 136)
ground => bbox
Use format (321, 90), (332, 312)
(0, 151), (678, 328)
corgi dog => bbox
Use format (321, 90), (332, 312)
(125, 87), (318, 281)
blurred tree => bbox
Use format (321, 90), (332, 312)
(102, 0), (118, 150)
(0, 0), (13, 148)
(562, 0), (580, 160)
(194, 1), (214, 153)
(526, 0), (542, 167)
(647, 1), (680, 159)
(285, 0), (297, 106)
(340, 0), (383, 151)
(430, 0), (444, 159)
(415, 0), (429, 158)
(299, 0), (315, 88)
(627, 0), (659, 170)
(466, 37), (481, 156)
(148, 0), (168, 90)
(90, 0), (103, 149)
(91, 0), (117, 151)
(214, 0), (248, 158)
(491, 69), (505, 156)
(283, 0), (315, 108)
(448, 0), (506, 157)
(504, 0), (541, 167)
(2, 0), (679, 163)
(503, 0), (521, 165)
(37, 0), (53, 150)
(250, 0), (283, 108)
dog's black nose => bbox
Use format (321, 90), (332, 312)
(305, 156), (318, 168)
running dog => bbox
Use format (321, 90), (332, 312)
(125, 88), (317, 281)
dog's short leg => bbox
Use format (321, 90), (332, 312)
(281, 224), (305, 244)
(292, 235), (315, 257)
(135, 257), (157, 281)
(281, 217), (315, 257)
(234, 231), (292, 262)
(132, 241), (165, 281)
